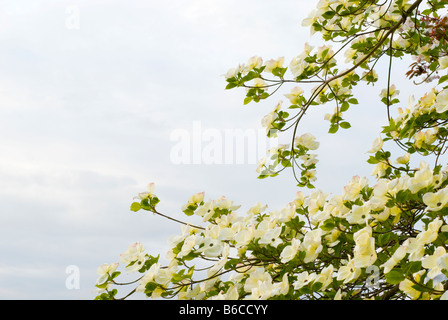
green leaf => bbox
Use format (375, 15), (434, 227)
(130, 202), (141, 212)
(243, 96), (253, 105)
(439, 74), (448, 85)
(385, 269), (405, 284)
(348, 98), (359, 104)
(183, 208), (195, 216)
(403, 261), (422, 275)
(140, 198), (152, 211)
(225, 82), (238, 90)
(328, 124), (339, 134)
(367, 156), (379, 164)
(340, 121), (351, 129)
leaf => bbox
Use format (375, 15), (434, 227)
(385, 269), (405, 284)
(225, 82), (238, 90)
(328, 124), (339, 134)
(130, 202), (141, 212)
(340, 121), (351, 129)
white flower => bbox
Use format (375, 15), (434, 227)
(439, 56), (448, 69)
(395, 153), (410, 164)
(422, 246), (446, 279)
(256, 157), (267, 173)
(381, 245), (408, 274)
(422, 187), (448, 211)
(259, 226), (283, 247)
(248, 202), (268, 214)
(120, 242), (147, 273)
(96, 263), (119, 285)
(293, 271), (317, 290)
(284, 86), (304, 105)
(380, 84), (399, 99)
(188, 192), (204, 204)
(407, 161), (433, 193)
(244, 56), (263, 72)
(434, 89), (448, 113)
(244, 267), (272, 293)
(337, 256), (361, 284)
(353, 225), (377, 268)
(346, 204), (371, 225)
(301, 229), (323, 263)
(265, 57), (285, 73)
(198, 237), (224, 257)
(135, 263), (160, 292)
(134, 182), (156, 200)
(367, 136), (383, 153)
(294, 133), (320, 150)
(178, 234), (197, 258)
(277, 202), (297, 223)
(280, 238), (301, 263)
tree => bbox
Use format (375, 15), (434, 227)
(94, 0), (448, 300)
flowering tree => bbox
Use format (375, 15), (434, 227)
(95, 0), (448, 300)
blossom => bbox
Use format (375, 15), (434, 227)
(395, 153), (410, 164)
(434, 89), (448, 113)
(337, 256), (361, 283)
(258, 226), (283, 247)
(439, 56), (448, 70)
(135, 263), (160, 292)
(284, 86), (304, 105)
(399, 272), (424, 300)
(315, 264), (334, 290)
(353, 225), (377, 267)
(256, 157), (267, 174)
(134, 182), (156, 200)
(243, 267), (272, 293)
(247, 202), (268, 215)
(367, 136), (383, 153)
(195, 200), (215, 221)
(280, 238), (301, 263)
(380, 84), (399, 99)
(407, 161), (433, 193)
(294, 133), (320, 150)
(188, 192), (204, 204)
(244, 56), (263, 72)
(178, 234), (198, 258)
(422, 187), (448, 211)
(234, 225), (254, 248)
(381, 245), (408, 274)
(299, 154), (319, 167)
(293, 271), (317, 290)
(120, 242), (147, 273)
(301, 228), (323, 263)
(277, 202), (297, 223)
(416, 217), (443, 245)
(198, 237), (224, 257)
(346, 204), (371, 225)
(293, 191), (306, 207)
(264, 57), (285, 73)
(422, 246), (446, 279)
(253, 78), (267, 88)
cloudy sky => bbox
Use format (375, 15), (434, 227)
(0, 0), (428, 299)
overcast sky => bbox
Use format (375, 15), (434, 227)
(0, 0), (429, 299)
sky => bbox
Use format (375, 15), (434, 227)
(0, 0), (429, 299)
